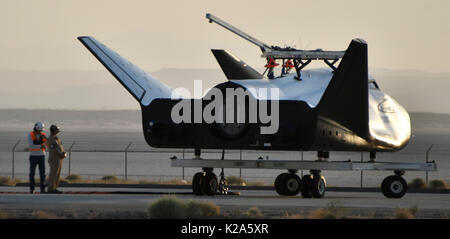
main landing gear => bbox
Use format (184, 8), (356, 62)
(274, 170), (327, 198)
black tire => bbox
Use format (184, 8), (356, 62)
(381, 175), (407, 198)
(310, 175), (326, 198)
(274, 173), (289, 195)
(301, 175), (313, 198)
(202, 172), (218, 196)
(192, 172), (204, 196)
(279, 174), (301, 196)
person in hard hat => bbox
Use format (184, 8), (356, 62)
(47, 124), (67, 194)
(265, 57), (278, 80)
(27, 122), (48, 194)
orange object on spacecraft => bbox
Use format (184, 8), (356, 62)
(264, 57), (279, 68)
(283, 59), (295, 69)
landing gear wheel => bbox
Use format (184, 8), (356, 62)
(310, 175), (326, 198)
(301, 175), (313, 198)
(202, 172), (218, 196)
(192, 172), (204, 196)
(381, 175), (407, 198)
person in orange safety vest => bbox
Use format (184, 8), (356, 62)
(27, 122), (48, 194)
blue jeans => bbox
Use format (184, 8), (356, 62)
(29, 155), (46, 191)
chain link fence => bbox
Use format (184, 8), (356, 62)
(0, 139), (448, 187)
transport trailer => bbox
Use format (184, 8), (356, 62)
(171, 156), (437, 198)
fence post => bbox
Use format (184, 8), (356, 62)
(68, 141), (76, 176)
(239, 150), (242, 178)
(11, 140), (21, 179)
(360, 152), (364, 188)
(182, 148), (185, 180)
(124, 142), (132, 180)
(300, 151), (304, 177)
(426, 144), (434, 185)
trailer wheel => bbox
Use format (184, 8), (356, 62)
(301, 175), (313, 198)
(274, 173), (289, 195)
(381, 175), (407, 198)
(310, 175), (326, 198)
(202, 172), (218, 196)
(280, 174), (302, 196)
(192, 172), (204, 196)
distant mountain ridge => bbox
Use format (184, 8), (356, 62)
(0, 68), (449, 113)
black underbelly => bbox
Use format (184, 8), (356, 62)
(141, 99), (317, 150)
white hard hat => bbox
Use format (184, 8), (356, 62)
(34, 122), (45, 131)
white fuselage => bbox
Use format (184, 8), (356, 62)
(231, 68), (411, 150)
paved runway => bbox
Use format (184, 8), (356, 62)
(1, 186), (450, 218)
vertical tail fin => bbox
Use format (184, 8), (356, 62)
(317, 39), (369, 139)
(211, 49), (263, 80)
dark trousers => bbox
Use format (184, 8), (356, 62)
(29, 155), (46, 191)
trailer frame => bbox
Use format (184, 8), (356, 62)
(171, 157), (437, 198)
(171, 158), (437, 172)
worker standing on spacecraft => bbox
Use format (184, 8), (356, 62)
(47, 125), (67, 194)
(28, 122), (48, 194)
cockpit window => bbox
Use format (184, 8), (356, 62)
(368, 81), (380, 90)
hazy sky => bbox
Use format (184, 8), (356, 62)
(1, 0), (449, 72)
(1, 0), (450, 113)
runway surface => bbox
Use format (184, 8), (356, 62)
(1, 186), (450, 218)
